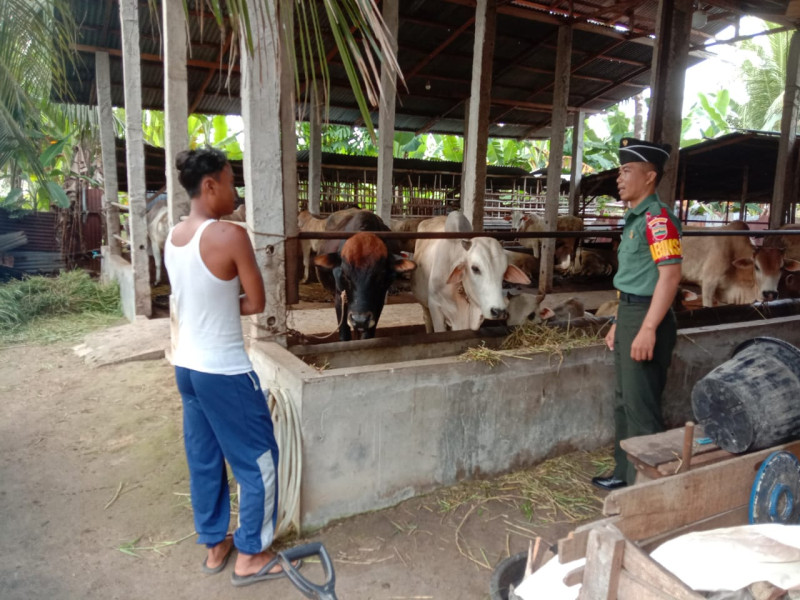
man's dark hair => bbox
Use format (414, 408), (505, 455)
(175, 148), (229, 197)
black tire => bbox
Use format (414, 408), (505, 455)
(489, 551), (527, 600)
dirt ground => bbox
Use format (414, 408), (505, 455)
(0, 328), (610, 600)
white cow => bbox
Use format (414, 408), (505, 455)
(682, 221), (800, 306)
(147, 204), (169, 286)
(411, 211), (530, 332)
(517, 213), (584, 271)
(297, 210), (327, 283)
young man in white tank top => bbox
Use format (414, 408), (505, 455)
(165, 148), (297, 586)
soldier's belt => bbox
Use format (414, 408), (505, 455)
(618, 291), (653, 304)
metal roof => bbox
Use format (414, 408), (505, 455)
(60, 1), (798, 140)
(579, 131), (783, 202)
(117, 139), (533, 192)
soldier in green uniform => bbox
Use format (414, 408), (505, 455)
(592, 138), (683, 490)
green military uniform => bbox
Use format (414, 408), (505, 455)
(612, 193), (682, 484)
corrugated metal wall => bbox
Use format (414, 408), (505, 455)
(0, 210), (60, 252)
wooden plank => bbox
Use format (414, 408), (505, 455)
(538, 22), (572, 295)
(376, 0), (398, 225)
(602, 441), (800, 542)
(771, 30), (800, 228)
(620, 424), (721, 469)
(655, 447), (733, 476)
(578, 525), (624, 600)
(639, 505), (748, 553)
(558, 515), (621, 563)
(95, 52), (121, 256)
(460, 0), (496, 230)
(618, 537), (702, 600)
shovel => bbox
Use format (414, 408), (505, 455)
(278, 542), (338, 600)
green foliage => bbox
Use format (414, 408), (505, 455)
(730, 25), (789, 131)
(0, 270), (122, 344)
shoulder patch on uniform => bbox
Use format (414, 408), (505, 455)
(646, 208), (682, 264)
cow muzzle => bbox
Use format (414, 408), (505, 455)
(762, 290), (778, 302)
(490, 307), (509, 320)
(348, 311), (375, 331)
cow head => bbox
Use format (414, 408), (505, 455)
(506, 290), (546, 326)
(733, 247), (800, 302)
(446, 237), (531, 328)
(315, 232), (415, 340)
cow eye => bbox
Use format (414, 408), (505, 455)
(471, 265), (481, 275)
(754, 264), (761, 272)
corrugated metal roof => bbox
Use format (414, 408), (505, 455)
(60, 1), (797, 139)
(580, 131), (783, 202)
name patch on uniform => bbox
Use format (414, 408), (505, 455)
(646, 208), (682, 263)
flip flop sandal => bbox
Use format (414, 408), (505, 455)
(201, 536), (235, 575)
(230, 556), (304, 587)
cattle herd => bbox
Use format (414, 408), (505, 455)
(141, 203), (800, 341)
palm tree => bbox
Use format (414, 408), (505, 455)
(0, 0), (76, 208)
(730, 24), (790, 132)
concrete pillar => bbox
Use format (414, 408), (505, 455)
(309, 82), (322, 215)
(648, 0), (693, 204)
(771, 31), (800, 229)
(376, 0), (399, 223)
(162, 0), (190, 227)
(119, 0), (151, 318)
(240, 0), (287, 342)
(568, 110), (585, 217)
(539, 24), (572, 295)
(95, 52), (120, 258)
(461, 0), (497, 230)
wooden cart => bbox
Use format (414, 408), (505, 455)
(554, 440), (800, 599)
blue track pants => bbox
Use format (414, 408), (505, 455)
(175, 367), (279, 554)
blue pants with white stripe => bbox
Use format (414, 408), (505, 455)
(175, 367), (279, 554)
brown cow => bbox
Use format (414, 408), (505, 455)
(682, 221), (800, 306)
(517, 213), (583, 270)
(314, 210), (415, 341)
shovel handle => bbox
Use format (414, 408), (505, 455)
(278, 542), (337, 600)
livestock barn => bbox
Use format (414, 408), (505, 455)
(54, 0), (800, 596)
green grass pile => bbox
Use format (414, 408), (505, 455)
(0, 270), (122, 345)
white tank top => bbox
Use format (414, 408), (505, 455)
(164, 219), (252, 375)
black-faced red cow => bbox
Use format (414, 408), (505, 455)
(314, 210), (415, 341)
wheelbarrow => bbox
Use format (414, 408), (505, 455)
(278, 542), (338, 600)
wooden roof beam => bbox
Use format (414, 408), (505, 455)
(405, 16), (475, 80)
(72, 43), (241, 73)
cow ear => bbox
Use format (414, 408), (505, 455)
(314, 253), (341, 270)
(539, 307), (555, 320)
(446, 263), (466, 285)
(503, 264), (531, 285)
(732, 257), (753, 269)
(461, 239), (472, 251)
(393, 258), (416, 273)
(784, 259), (800, 272)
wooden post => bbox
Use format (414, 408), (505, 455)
(280, 0), (299, 306)
(461, 0), (497, 230)
(539, 24), (572, 294)
(648, 0), (693, 205)
(95, 52), (120, 258)
(119, 0), (151, 318)
(162, 0), (190, 227)
(309, 82), (322, 215)
(771, 30), (800, 229)
(739, 166), (749, 222)
(239, 0), (288, 342)
(568, 110), (585, 217)
(376, 0), (398, 224)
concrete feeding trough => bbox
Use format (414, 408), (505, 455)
(250, 315), (800, 531)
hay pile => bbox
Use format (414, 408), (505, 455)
(460, 321), (603, 367)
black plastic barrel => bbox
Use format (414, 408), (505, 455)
(489, 552), (527, 600)
(691, 337), (800, 454)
